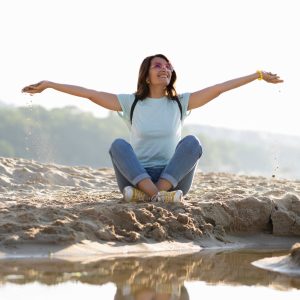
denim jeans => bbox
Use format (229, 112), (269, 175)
(109, 135), (202, 195)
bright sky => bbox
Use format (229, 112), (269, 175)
(1, 0), (299, 136)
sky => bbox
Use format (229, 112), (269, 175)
(1, 0), (299, 136)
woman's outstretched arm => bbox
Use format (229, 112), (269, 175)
(22, 80), (122, 111)
(188, 71), (284, 110)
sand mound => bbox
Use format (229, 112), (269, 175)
(0, 157), (299, 250)
(252, 243), (300, 276)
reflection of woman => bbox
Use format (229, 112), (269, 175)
(22, 54), (283, 203)
(114, 282), (189, 300)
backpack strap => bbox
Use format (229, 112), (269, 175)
(130, 96), (139, 124)
(130, 95), (183, 124)
(174, 96), (183, 121)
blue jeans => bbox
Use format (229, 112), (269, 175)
(109, 135), (202, 195)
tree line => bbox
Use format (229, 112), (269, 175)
(1, 104), (299, 180)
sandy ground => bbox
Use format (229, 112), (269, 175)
(0, 156), (299, 273)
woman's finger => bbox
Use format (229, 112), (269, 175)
(21, 86), (30, 92)
(22, 86), (33, 92)
(22, 86), (39, 93)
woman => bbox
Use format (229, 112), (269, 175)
(22, 54), (283, 203)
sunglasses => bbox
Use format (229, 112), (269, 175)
(150, 62), (174, 72)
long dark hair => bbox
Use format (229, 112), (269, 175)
(135, 54), (179, 100)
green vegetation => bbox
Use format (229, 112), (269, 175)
(1, 104), (299, 180)
(0, 105), (128, 167)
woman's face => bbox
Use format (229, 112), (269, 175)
(147, 57), (173, 88)
(135, 289), (172, 300)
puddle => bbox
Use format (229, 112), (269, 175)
(0, 249), (299, 299)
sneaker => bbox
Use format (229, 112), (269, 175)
(123, 186), (150, 202)
(151, 190), (183, 203)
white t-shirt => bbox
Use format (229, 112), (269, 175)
(117, 93), (190, 168)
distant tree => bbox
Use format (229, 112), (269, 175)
(0, 104), (299, 179)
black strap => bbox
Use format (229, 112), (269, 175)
(174, 96), (183, 122)
(130, 96), (139, 124)
(130, 96), (182, 124)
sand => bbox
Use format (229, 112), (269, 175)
(0, 156), (300, 273)
(252, 243), (300, 276)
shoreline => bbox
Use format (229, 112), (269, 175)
(0, 234), (299, 261)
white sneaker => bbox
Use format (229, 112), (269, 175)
(123, 186), (149, 202)
(151, 190), (183, 203)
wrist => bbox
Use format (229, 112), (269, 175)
(46, 81), (55, 89)
(256, 70), (263, 80)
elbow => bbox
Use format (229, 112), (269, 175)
(215, 84), (223, 96)
(88, 91), (99, 103)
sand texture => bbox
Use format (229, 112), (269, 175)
(1, 157), (300, 254)
(253, 243), (300, 276)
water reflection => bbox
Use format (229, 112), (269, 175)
(114, 283), (188, 300)
(0, 249), (299, 298)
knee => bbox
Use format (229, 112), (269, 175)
(182, 135), (203, 158)
(109, 138), (128, 154)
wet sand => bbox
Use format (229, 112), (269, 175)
(253, 243), (300, 276)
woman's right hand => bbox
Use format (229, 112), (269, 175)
(21, 80), (50, 94)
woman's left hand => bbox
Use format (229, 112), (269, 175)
(262, 71), (284, 83)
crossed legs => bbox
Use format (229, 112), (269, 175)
(109, 135), (202, 197)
